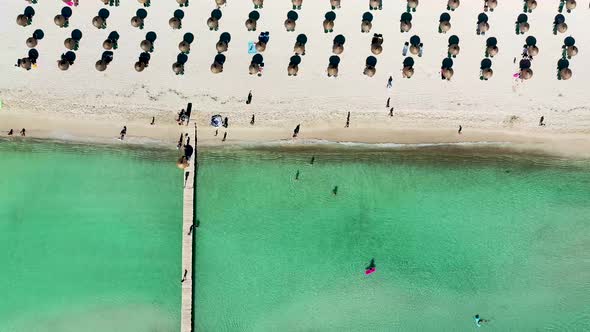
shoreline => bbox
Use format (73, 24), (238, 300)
(2, 110), (589, 160)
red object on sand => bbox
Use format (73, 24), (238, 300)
(365, 268), (376, 275)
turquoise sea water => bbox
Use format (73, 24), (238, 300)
(0, 139), (182, 332)
(195, 147), (590, 331)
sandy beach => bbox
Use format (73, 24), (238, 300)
(1, 1), (589, 157)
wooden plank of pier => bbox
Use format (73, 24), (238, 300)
(180, 126), (196, 332)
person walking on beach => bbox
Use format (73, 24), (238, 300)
(389, 108), (394, 117)
(418, 43), (424, 57)
(295, 170), (300, 180)
(7, 129), (13, 136)
(223, 117), (229, 128)
(539, 116), (545, 126)
(150, 116), (155, 125)
(345, 112), (350, 128)
(386, 97), (390, 108)
(119, 126), (126, 140)
(293, 124), (300, 138)
(402, 42), (409, 56)
(215, 129), (218, 136)
(387, 76), (393, 88)
(222, 132), (227, 142)
(458, 125), (462, 134)
(20, 128), (26, 137)
(250, 114), (255, 125)
(246, 90), (253, 105)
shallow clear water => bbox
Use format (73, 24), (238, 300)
(0, 139), (182, 332)
(195, 147), (590, 331)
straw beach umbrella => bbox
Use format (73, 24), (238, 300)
(294, 34), (307, 55)
(553, 14), (567, 35)
(288, 55), (301, 76)
(447, 0), (460, 11)
(285, 11), (298, 32)
(476, 13), (489, 35)
(407, 0), (419, 13)
(330, 0), (341, 10)
(64, 29), (83, 51)
(448, 35), (460, 58)
(216, 32), (231, 53)
(402, 57), (414, 78)
(26, 29), (44, 48)
(17, 6), (35, 27)
(131, 9), (148, 29)
(484, 0), (497, 12)
(439, 13), (451, 34)
(361, 12), (373, 33)
(215, 0), (226, 8)
(370, 34), (383, 55)
(400, 12), (412, 32)
(292, 0), (303, 10)
(369, 0), (383, 11)
(245, 11), (260, 31)
(323, 11), (336, 33)
(253, 0), (264, 9)
(523, 0), (537, 13)
(327, 55), (340, 77)
(332, 35), (345, 54)
(93, 8), (110, 29)
(170, 10), (184, 30)
(485, 37), (498, 57)
(480, 58), (493, 80)
(103, 31), (120, 50)
(54, 7), (72, 28)
(211, 54), (225, 73)
(179, 33), (194, 54)
(363, 56), (377, 77)
(207, 9), (222, 31)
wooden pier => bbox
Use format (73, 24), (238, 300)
(180, 125), (197, 332)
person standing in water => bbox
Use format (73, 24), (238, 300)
(8, 129), (13, 136)
(458, 125), (462, 134)
(386, 97), (390, 108)
(387, 76), (393, 88)
(119, 126), (126, 140)
(20, 128), (26, 137)
(150, 116), (155, 125)
(295, 170), (300, 180)
(310, 156), (315, 165)
(539, 116), (545, 126)
(345, 112), (350, 128)
(332, 186), (338, 195)
(246, 90), (252, 105)
(293, 124), (300, 138)
(250, 114), (255, 125)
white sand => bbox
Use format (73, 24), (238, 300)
(1, 1), (589, 157)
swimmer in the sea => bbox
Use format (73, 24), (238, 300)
(332, 186), (338, 195)
(295, 170), (300, 180)
(474, 314), (490, 327)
